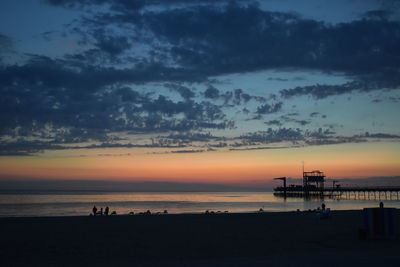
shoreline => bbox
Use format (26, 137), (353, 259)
(1, 210), (399, 266)
(0, 207), (383, 219)
(0, 209), (370, 221)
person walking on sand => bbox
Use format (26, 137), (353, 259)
(93, 205), (97, 216)
(105, 206), (109, 216)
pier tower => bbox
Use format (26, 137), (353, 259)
(303, 170), (325, 195)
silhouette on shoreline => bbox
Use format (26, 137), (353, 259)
(105, 206), (109, 216)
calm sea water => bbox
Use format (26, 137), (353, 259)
(0, 191), (399, 217)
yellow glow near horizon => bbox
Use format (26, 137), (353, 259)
(0, 141), (399, 183)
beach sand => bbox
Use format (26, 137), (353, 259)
(0, 210), (399, 266)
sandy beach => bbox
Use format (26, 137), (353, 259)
(0, 210), (399, 266)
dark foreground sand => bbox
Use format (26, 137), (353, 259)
(0, 210), (399, 267)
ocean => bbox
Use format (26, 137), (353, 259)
(0, 191), (399, 217)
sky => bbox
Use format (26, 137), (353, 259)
(0, 0), (400, 189)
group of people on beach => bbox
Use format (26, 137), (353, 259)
(92, 205), (115, 216)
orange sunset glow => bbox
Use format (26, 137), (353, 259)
(1, 142), (399, 185)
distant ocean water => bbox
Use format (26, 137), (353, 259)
(0, 191), (399, 217)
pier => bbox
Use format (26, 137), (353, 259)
(274, 185), (400, 200)
(273, 170), (400, 200)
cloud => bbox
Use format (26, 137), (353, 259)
(204, 86), (266, 106)
(389, 96), (400, 102)
(0, 54), (237, 156)
(230, 146), (292, 151)
(362, 132), (400, 139)
(0, 140), (66, 156)
(164, 83), (195, 100)
(264, 120), (282, 126)
(3, 1), (400, 155)
(234, 127), (400, 148)
(267, 77), (289, 82)
(44, 0), (243, 11)
(165, 132), (217, 142)
(170, 149), (205, 153)
(92, 29), (132, 56)
(204, 85), (220, 99)
(239, 128), (304, 144)
(30, 3), (400, 99)
(281, 72), (400, 99)
(256, 102), (283, 114)
(0, 34), (13, 54)
(43, 0), (146, 10)
(362, 9), (392, 20)
(40, 2), (400, 85)
(280, 82), (357, 99)
(97, 153), (131, 157)
(279, 115), (311, 126)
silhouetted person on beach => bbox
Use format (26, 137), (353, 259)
(379, 202), (384, 208)
(322, 203), (326, 211)
(100, 208), (103, 216)
(105, 206), (109, 216)
(93, 206), (97, 216)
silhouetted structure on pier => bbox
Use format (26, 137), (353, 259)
(303, 170), (325, 196)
